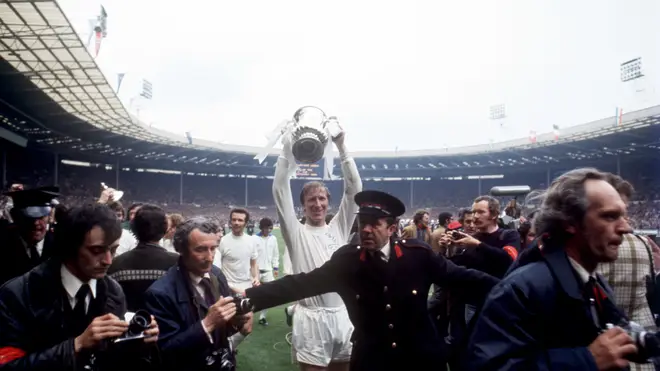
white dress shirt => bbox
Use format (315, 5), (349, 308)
(568, 257), (595, 284)
(60, 264), (97, 313)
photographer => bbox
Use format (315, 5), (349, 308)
(450, 196), (521, 279)
(463, 168), (651, 371)
(0, 203), (159, 370)
(145, 218), (252, 371)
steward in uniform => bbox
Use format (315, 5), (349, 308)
(0, 187), (59, 287)
(243, 190), (499, 371)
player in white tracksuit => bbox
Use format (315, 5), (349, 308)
(273, 132), (362, 371)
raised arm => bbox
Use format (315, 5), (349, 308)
(272, 136), (301, 252)
(329, 135), (362, 240)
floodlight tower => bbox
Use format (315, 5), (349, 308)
(489, 103), (506, 146)
(620, 57), (649, 108)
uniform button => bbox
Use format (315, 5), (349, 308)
(357, 245), (361, 250)
(388, 324), (394, 329)
(386, 304), (391, 310)
(401, 240), (407, 243)
(356, 294), (360, 299)
(383, 286), (388, 292)
(412, 290), (417, 295)
(391, 342), (397, 348)
(436, 315), (441, 320)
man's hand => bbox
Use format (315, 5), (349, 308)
(233, 312), (254, 336)
(74, 313), (129, 353)
(439, 234), (452, 248)
(453, 231), (481, 247)
(143, 315), (159, 344)
(273, 269), (278, 278)
(588, 327), (637, 371)
(202, 297), (237, 333)
(239, 312), (253, 335)
(97, 188), (116, 204)
(252, 277), (261, 287)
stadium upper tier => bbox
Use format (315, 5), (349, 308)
(1, 0), (660, 176)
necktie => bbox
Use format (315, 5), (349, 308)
(28, 244), (40, 265)
(72, 284), (91, 335)
(200, 278), (217, 307)
(585, 277), (606, 327)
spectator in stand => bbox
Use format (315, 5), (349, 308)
(163, 213), (184, 253)
(401, 209), (432, 244)
(430, 212), (453, 255)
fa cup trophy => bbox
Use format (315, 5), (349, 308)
(289, 106), (341, 164)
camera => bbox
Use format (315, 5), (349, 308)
(232, 294), (254, 315)
(114, 310), (152, 344)
(607, 321), (660, 360)
(452, 231), (463, 240)
(205, 348), (235, 370)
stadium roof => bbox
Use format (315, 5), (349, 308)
(0, 0), (659, 175)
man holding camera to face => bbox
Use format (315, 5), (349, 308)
(145, 218), (252, 371)
(0, 203), (160, 371)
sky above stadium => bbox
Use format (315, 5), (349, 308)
(57, 0), (659, 152)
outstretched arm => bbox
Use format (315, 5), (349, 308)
(329, 134), (362, 241)
(272, 135), (301, 254)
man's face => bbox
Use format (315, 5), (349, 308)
(18, 215), (49, 244)
(303, 187), (329, 225)
(472, 201), (495, 230)
(462, 213), (476, 234)
(420, 213), (430, 226)
(183, 229), (219, 276)
(260, 226), (273, 236)
(359, 215), (397, 251)
(230, 212), (247, 235)
(114, 210), (124, 221)
(165, 217), (175, 239)
(74, 226), (119, 280)
(577, 179), (632, 263)
(129, 206), (140, 221)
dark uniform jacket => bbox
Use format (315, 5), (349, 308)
(107, 242), (179, 312)
(245, 238), (499, 371)
(462, 246), (648, 371)
(0, 225), (55, 287)
(145, 263), (237, 371)
(0, 259), (126, 370)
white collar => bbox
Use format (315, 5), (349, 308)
(189, 271), (211, 285)
(379, 242), (390, 261)
(60, 264), (97, 299)
(568, 257), (595, 284)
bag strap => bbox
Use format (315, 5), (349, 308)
(633, 234), (655, 277)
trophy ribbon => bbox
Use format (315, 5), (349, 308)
(254, 119), (291, 164)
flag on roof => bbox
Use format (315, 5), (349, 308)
(529, 130), (537, 143)
(552, 124), (560, 140)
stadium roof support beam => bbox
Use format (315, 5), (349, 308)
(0, 0), (214, 150)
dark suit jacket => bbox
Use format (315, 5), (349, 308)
(462, 247), (644, 371)
(0, 259), (127, 370)
(245, 238), (499, 371)
(145, 264), (236, 371)
(0, 225), (55, 287)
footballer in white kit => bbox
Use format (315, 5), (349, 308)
(213, 208), (260, 292)
(273, 131), (362, 371)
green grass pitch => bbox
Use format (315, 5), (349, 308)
(236, 228), (298, 371)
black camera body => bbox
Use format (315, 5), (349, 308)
(232, 294), (254, 315)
